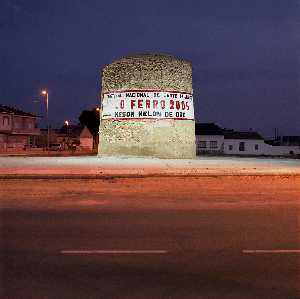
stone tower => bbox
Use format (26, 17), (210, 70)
(98, 54), (196, 159)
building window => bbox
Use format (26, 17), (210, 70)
(239, 142), (245, 151)
(228, 145), (233, 151)
(3, 116), (10, 126)
(29, 136), (34, 146)
(210, 141), (218, 149)
(199, 141), (207, 148)
(255, 144), (259, 150)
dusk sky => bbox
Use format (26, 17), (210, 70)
(0, 0), (299, 137)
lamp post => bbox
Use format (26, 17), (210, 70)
(41, 90), (49, 150)
(64, 120), (69, 149)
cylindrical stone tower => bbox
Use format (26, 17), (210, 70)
(98, 53), (196, 159)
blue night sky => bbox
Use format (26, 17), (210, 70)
(0, 0), (299, 137)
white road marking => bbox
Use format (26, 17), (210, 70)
(243, 249), (300, 254)
(61, 250), (168, 255)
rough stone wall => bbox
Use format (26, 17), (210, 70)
(102, 54), (193, 93)
(98, 54), (196, 159)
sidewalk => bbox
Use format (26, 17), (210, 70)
(0, 156), (299, 178)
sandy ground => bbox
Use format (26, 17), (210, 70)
(0, 156), (299, 177)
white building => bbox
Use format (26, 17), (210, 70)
(195, 123), (224, 155)
(223, 130), (265, 156)
(264, 136), (300, 156)
(195, 123), (300, 157)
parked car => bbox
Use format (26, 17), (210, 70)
(49, 143), (63, 151)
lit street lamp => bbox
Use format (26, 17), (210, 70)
(64, 120), (70, 149)
(41, 90), (49, 150)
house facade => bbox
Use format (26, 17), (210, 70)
(0, 105), (40, 150)
(195, 123), (224, 155)
(264, 136), (300, 156)
(223, 130), (266, 155)
(195, 123), (300, 157)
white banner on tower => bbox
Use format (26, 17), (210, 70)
(101, 90), (194, 120)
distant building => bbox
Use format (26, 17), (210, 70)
(37, 128), (67, 148)
(275, 136), (300, 146)
(195, 123), (224, 155)
(223, 130), (265, 155)
(37, 124), (96, 151)
(37, 125), (82, 149)
(0, 104), (40, 150)
(79, 126), (93, 150)
(195, 123), (300, 157)
(264, 135), (300, 156)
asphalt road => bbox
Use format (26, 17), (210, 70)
(1, 176), (300, 299)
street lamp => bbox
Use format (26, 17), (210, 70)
(41, 90), (49, 150)
(64, 120), (70, 149)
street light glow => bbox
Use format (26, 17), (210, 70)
(40, 89), (49, 150)
(65, 120), (69, 126)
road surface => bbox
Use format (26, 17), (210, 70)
(1, 175), (300, 299)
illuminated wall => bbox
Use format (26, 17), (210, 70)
(98, 54), (196, 158)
